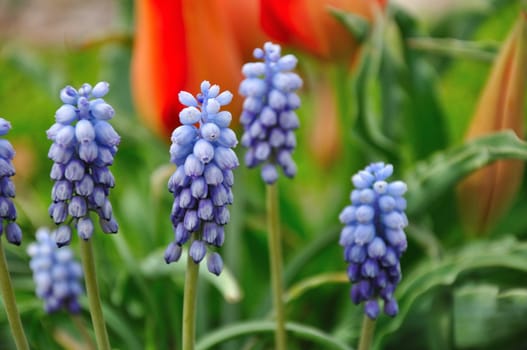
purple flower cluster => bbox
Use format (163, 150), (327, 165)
(165, 81), (238, 275)
(339, 163), (408, 319)
(47, 82), (120, 246)
(239, 42), (302, 184)
(0, 118), (22, 245)
(27, 228), (83, 313)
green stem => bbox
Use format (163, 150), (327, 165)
(266, 184), (287, 350)
(358, 315), (376, 350)
(0, 240), (29, 350)
(80, 239), (111, 350)
(182, 242), (200, 350)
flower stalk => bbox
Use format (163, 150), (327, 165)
(182, 237), (200, 350)
(266, 183), (287, 350)
(358, 315), (376, 350)
(0, 240), (29, 350)
(80, 239), (111, 350)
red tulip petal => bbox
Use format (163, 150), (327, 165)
(131, 0), (187, 137)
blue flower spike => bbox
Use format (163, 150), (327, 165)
(27, 228), (84, 313)
(339, 163), (408, 319)
(166, 81), (238, 275)
(239, 42), (302, 184)
(0, 118), (22, 245)
(47, 82), (120, 245)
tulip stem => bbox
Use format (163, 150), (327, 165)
(266, 184), (287, 350)
(182, 238), (200, 350)
(80, 239), (111, 350)
(358, 315), (376, 350)
(0, 240), (29, 350)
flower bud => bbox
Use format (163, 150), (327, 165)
(457, 14), (527, 235)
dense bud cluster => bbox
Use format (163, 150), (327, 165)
(27, 228), (83, 313)
(0, 118), (22, 245)
(339, 163), (408, 319)
(239, 42), (302, 184)
(47, 82), (120, 246)
(165, 81), (238, 275)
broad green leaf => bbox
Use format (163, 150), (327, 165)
(285, 272), (348, 303)
(406, 131), (527, 216)
(196, 320), (353, 350)
(374, 236), (527, 349)
(453, 285), (527, 348)
(354, 11), (398, 158)
(394, 8), (449, 160)
(140, 248), (243, 303)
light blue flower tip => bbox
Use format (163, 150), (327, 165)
(179, 91), (198, 107)
(0, 118), (11, 136)
(92, 82), (110, 98)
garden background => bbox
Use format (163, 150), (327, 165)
(0, 0), (527, 349)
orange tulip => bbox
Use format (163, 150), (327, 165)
(457, 12), (527, 234)
(131, 0), (266, 138)
(260, 0), (386, 167)
(260, 0), (386, 62)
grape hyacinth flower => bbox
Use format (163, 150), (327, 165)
(239, 42), (302, 184)
(0, 118), (22, 245)
(47, 82), (120, 245)
(27, 228), (84, 313)
(165, 81), (238, 275)
(339, 163), (408, 319)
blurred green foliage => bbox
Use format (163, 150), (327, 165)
(0, 0), (527, 349)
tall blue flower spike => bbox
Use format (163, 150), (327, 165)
(239, 42), (302, 184)
(27, 228), (84, 313)
(47, 82), (120, 246)
(339, 163), (408, 319)
(0, 118), (22, 245)
(165, 81), (238, 275)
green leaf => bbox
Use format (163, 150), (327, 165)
(196, 320), (353, 350)
(328, 6), (370, 42)
(373, 236), (527, 349)
(354, 12), (399, 158)
(406, 131), (527, 217)
(140, 248), (243, 303)
(407, 37), (497, 62)
(285, 272), (348, 304)
(453, 285), (527, 348)
(395, 14), (449, 161)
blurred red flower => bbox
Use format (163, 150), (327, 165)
(260, 0), (386, 62)
(131, 0), (267, 138)
(260, 0), (386, 167)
